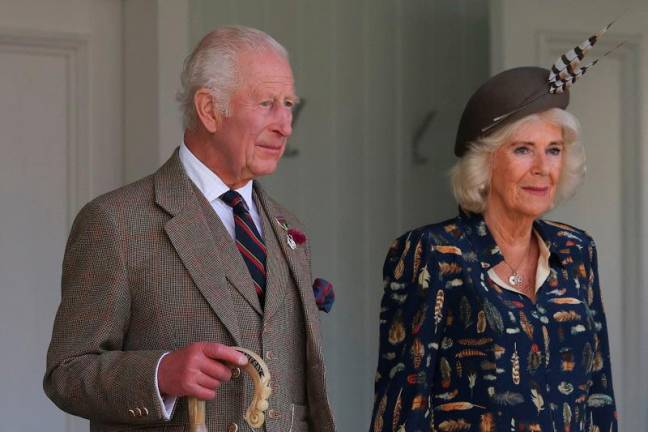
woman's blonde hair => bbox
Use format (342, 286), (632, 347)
(450, 108), (585, 213)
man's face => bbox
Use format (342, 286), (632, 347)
(214, 50), (297, 186)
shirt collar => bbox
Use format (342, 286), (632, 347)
(179, 142), (254, 206)
(457, 208), (566, 271)
(486, 229), (551, 294)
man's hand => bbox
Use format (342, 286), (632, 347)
(158, 342), (248, 400)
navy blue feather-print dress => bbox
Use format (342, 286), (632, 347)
(370, 211), (617, 432)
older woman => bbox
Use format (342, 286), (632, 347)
(370, 65), (617, 432)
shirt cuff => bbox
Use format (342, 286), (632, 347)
(155, 352), (177, 420)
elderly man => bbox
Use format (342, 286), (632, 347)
(44, 26), (335, 432)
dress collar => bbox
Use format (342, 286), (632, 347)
(456, 209), (571, 271)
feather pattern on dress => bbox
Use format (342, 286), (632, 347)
(483, 299), (504, 334)
(511, 344), (521, 385)
(412, 240), (423, 281)
(392, 389), (402, 432)
(394, 236), (411, 279)
(419, 266), (430, 290)
(440, 357), (452, 389)
(460, 296), (473, 328)
(563, 402), (572, 430)
(434, 290), (445, 332)
(519, 311), (534, 339)
(543, 325), (550, 366)
(438, 419), (471, 431)
(477, 310), (487, 333)
(479, 413), (496, 432)
(491, 391), (525, 406)
(531, 388), (545, 413)
(436, 402), (485, 411)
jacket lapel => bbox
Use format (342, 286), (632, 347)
(196, 188), (263, 316)
(154, 151), (245, 344)
(253, 183), (322, 340)
(254, 191), (288, 322)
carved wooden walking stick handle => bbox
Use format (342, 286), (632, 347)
(188, 347), (272, 431)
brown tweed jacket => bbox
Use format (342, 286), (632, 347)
(44, 151), (335, 431)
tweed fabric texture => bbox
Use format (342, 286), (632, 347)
(197, 186), (309, 431)
(44, 150), (335, 431)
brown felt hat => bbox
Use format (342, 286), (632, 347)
(454, 66), (570, 157)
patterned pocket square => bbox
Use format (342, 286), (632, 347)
(312, 278), (335, 313)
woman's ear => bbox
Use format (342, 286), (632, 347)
(194, 88), (222, 133)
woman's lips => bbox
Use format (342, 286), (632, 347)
(522, 186), (550, 196)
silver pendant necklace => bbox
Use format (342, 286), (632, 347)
(501, 243), (532, 288)
(508, 270), (524, 287)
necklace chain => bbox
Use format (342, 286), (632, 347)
(500, 242), (533, 289)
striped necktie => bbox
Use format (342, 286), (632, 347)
(220, 190), (266, 305)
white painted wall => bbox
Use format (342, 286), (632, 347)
(0, 1), (123, 431)
(123, 0), (189, 182)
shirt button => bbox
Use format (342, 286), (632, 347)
(267, 409), (281, 419)
(227, 422), (239, 432)
(231, 367), (241, 379)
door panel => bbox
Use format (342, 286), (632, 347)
(0, 45), (69, 432)
(0, 1), (123, 430)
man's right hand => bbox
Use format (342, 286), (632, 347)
(157, 342), (248, 400)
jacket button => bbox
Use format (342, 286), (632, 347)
(266, 351), (275, 360)
(231, 367), (241, 379)
(227, 423), (239, 432)
(142, 407), (149, 416)
(135, 407), (142, 416)
(128, 409), (136, 417)
(267, 409), (281, 419)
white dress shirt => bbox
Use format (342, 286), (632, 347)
(179, 141), (263, 238)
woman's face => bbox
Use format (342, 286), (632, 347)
(487, 117), (565, 219)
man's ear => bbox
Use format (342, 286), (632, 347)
(194, 89), (223, 133)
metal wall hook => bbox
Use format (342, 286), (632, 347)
(284, 99), (306, 158)
(411, 109), (436, 165)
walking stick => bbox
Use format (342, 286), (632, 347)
(188, 347), (272, 431)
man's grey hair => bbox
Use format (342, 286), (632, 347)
(177, 26), (289, 130)
(450, 108), (585, 214)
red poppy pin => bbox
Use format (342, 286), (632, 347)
(275, 217), (307, 250)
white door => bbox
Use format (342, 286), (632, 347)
(0, 1), (123, 430)
(492, 1), (648, 429)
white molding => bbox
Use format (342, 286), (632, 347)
(0, 28), (90, 431)
(0, 29), (90, 230)
(538, 30), (644, 430)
